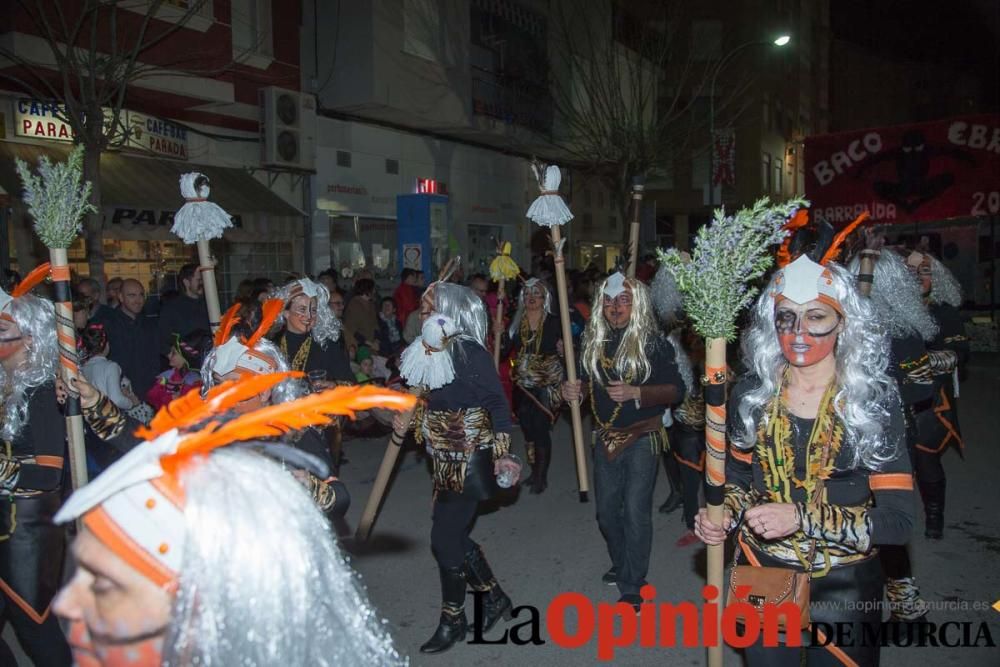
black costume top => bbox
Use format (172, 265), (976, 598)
(580, 330), (685, 428)
(0, 383), (67, 618)
(415, 339), (512, 496)
(276, 330), (354, 383)
(914, 302), (969, 454)
(887, 332), (934, 410)
(509, 313), (564, 414)
(725, 377), (914, 573)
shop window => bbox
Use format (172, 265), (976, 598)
(337, 150), (352, 167)
(330, 215), (398, 290)
(219, 241), (294, 305)
(773, 159), (782, 194)
(761, 152), (771, 192)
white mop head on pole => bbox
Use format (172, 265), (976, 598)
(171, 172), (234, 244)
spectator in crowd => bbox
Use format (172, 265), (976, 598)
(1, 269), (20, 293)
(392, 268), (423, 328)
(146, 329), (210, 410)
(355, 346), (375, 384)
(106, 276), (123, 309)
(235, 279), (255, 304)
(329, 286), (346, 320)
(318, 268), (339, 294)
(377, 297), (403, 357)
(572, 273), (593, 320)
(80, 323), (138, 412)
(344, 278), (379, 355)
(157, 263), (210, 354)
(105, 278), (162, 400)
(253, 276), (275, 299)
(468, 273), (489, 301)
(76, 276), (115, 324)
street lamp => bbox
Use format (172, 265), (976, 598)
(707, 34), (791, 207)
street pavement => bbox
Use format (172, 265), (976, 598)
(7, 354), (999, 665)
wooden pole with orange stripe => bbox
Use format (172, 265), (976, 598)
(657, 197), (808, 667)
(15, 146), (97, 494)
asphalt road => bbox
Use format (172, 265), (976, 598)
(7, 354), (999, 665)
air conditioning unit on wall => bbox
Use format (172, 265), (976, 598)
(260, 87), (316, 171)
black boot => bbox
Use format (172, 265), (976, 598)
(420, 566), (468, 654)
(921, 479), (945, 539)
(658, 453), (683, 514)
(464, 544), (513, 633)
(520, 442), (536, 489)
(530, 447), (549, 494)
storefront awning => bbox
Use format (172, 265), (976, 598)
(0, 141), (303, 217)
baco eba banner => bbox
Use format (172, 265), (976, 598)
(804, 114), (1000, 224)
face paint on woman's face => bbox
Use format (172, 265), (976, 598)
(524, 286), (545, 311)
(286, 295), (317, 334)
(774, 300), (842, 367)
(0, 318), (25, 360)
(906, 257), (933, 297)
(54, 529), (172, 667)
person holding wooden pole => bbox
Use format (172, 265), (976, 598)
(626, 176), (645, 279)
(391, 280), (521, 654)
(526, 162), (589, 501)
(490, 240), (520, 370)
(0, 265), (73, 664)
(562, 270), (686, 611)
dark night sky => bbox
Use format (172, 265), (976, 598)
(832, 0), (999, 111)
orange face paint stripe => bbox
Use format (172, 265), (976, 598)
(83, 508), (175, 588)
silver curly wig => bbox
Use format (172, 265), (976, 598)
(200, 337), (306, 404)
(581, 276), (658, 385)
(927, 255), (962, 307)
(668, 330), (694, 395)
(847, 251), (938, 341)
(507, 278), (552, 339)
(426, 282), (488, 349)
(0, 295), (59, 441)
(163, 448), (406, 666)
(651, 264), (684, 327)
(274, 278), (342, 346)
(734, 262), (901, 470)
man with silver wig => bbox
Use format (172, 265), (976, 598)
(0, 268), (72, 664)
(695, 228), (914, 665)
(562, 272), (686, 611)
(849, 242), (937, 621)
(903, 249), (969, 542)
(505, 278), (563, 493)
(396, 279), (520, 654)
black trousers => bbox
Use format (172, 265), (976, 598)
(0, 594), (72, 666)
(516, 395), (552, 455)
(431, 492), (480, 570)
(671, 426), (704, 530)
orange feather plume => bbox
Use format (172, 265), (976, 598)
(820, 211), (870, 265)
(12, 263), (51, 298)
(163, 384), (418, 465)
(245, 298), (284, 350)
(135, 372), (304, 441)
(776, 210), (810, 268)
(214, 302), (242, 347)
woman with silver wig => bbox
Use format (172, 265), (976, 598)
(0, 268), (72, 664)
(903, 250), (970, 543)
(395, 279), (520, 654)
(695, 233), (915, 666)
(272, 277), (354, 384)
(849, 242), (937, 620)
(52, 374), (411, 667)
(562, 272), (686, 610)
(505, 278), (563, 493)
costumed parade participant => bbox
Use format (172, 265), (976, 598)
(694, 231), (915, 666)
(562, 271), (686, 610)
(0, 265), (72, 665)
(53, 373), (414, 666)
(395, 280), (521, 654)
(506, 278), (563, 494)
(651, 264), (702, 547)
(905, 250), (969, 539)
(273, 277), (355, 384)
(848, 238), (938, 620)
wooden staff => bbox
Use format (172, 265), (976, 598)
(355, 256), (459, 541)
(703, 339), (727, 667)
(551, 225), (589, 501)
(49, 253), (89, 492)
(354, 391), (421, 542)
(626, 178), (645, 279)
(196, 240), (222, 332)
(492, 277), (506, 370)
